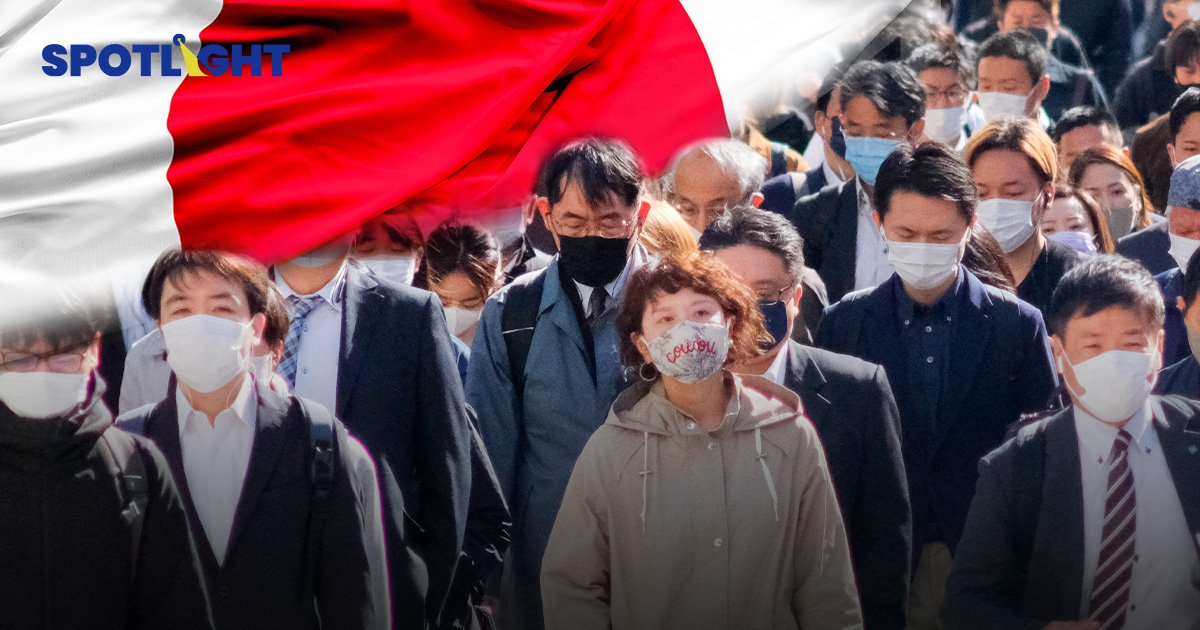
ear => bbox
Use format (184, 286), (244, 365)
(1178, 295), (1187, 314)
(788, 283), (805, 307)
(1028, 76), (1051, 114)
(1050, 334), (1065, 371)
(633, 332), (653, 365)
(909, 118), (926, 144)
(249, 313), (267, 346)
(872, 211), (882, 228)
(1169, 143), (1180, 167)
(522, 196), (538, 225)
(87, 332), (103, 369)
(751, 192), (765, 207)
(535, 197), (551, 221)
(814, 110), (830, 139)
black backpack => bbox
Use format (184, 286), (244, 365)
(499, 271), (547, 399)
(96, 427), (149, 581)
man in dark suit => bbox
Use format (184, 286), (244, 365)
(121, 249), (390, 629)
(274, 236), (471, 628)
(1156, 242), (1200, 398)
(814, 143), (1059, 629)
(760, 83), (853, 216)
(703, 207), (911, 629)
(777, 60), (928, 304)
(945, 255), (1200, 629)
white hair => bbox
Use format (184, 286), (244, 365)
(663, 138), (767, 202)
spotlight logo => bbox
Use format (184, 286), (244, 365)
(42, 35), (290, 77)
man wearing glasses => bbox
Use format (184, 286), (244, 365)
(777, 60), (928, 304)
(466, 137), (650, 630)
(0, 290), (212, 629)
(908, 44), (979, 152)
(703, 206), (911, 630)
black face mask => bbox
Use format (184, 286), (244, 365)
(558, 235), (631, 287)
(759, 299), (791, 351)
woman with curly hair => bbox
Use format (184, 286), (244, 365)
(540, 252), (862, 630)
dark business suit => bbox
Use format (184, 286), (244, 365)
(780, 341), (911, 629)
(336, 263), (472, 627)
(117, 382), (389, 630)
(760, 167), (830, 216)
(780, 180), (860, 303)
(943, 397), (1200, 629)
(1158, 355), (1200, 399)
(1116, 220), (1174, 275)
(814, 269), (1059, 555)
(1155, 268), (1191, 368)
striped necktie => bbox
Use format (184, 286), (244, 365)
(1088, 429), (1136, 630)
(277, 295), (320, 388)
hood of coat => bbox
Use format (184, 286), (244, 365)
(605, 371), (805, 436)
(0, 373), (113, 460)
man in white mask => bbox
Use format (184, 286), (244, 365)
(815, 142), (1059, 629)
(909, 43), (976, 151)
(946, 255), (1200, 630)
(0, 289), (212, 628)
(117, 249), (389, 629)
(976, 29), (1107, 126)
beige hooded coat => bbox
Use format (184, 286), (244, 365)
(541, 372), (863, 630)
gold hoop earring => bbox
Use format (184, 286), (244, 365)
(639, 362), (658, 382)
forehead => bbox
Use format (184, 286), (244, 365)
(1004, 0), (1051, 17)
(674, 152), (740, 198)
(646, 286), (720, 311)
(842, 95), (902, 125)
(1079, 162), (1128, 186)
(430, 271), (483, 299)
(883, 192), (969, 230)
(978, 56), (1034, 85)
(1063, 304), (1157, 337)
(712, 244), (790, 280)
(919, 66), (962, 87)
(551, 179), (634, 217)
(972, 149), (1040, 183)
(1060, 125), (1107, 147)
(1177, 113), (1200, 139)
(1045, 197), (1086, 220)
(161, 269), (246, 303)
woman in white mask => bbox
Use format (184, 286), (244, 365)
(1068, 144), (1159, 241)
(966, 116), (1080, 314)
(541, 252), (862, 630)
(413, 220), (501, 346)
(352, 211), (424, 285)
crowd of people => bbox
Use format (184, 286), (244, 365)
(6, 1), (1200, 629)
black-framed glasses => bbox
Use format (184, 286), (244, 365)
(757, 284), (795, 306)
(0, 349), (88, 373)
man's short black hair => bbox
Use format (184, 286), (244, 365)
(1167, 19), (1200, 73)
(1051, 106), (1120, 142)
(1, 287), (108, 354)
(1170, 87), (1200, 140)
(1047, 255), (1165, 337)
(141, 249), (271, 321)
(874, 142), (977, 223)
(977, 30), (1049, 87)
(1182, 245), (1200, 310)
(837, 60), (928, 127)
(907, 43), (976, 89)
(699, 206), (806, 283)
(534, 137), (643, 209)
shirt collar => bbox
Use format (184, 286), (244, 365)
(1073, 401), (1153, 464)
(893, 266), (963, 321)
(176, 373), (257, 437)
(855, 178), (874, 218)
(762, 343), (790, 386)
(274, 262), (348, 312)
(822, 156), (847, 188)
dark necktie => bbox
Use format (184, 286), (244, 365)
(1088, 429), (1136, 630)
(277, 295), (320, 387)
(586, 287), (608, 330)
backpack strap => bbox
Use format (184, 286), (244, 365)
(500, 271), (547, 400)
(296, 396), (336, 597)
(98, 428), (149, 584)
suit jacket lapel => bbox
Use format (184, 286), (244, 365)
(784, 342), (831, 427)
(1153, 398), (1200, 561)
(543, 262), (592, 369)
(337, 265), (384, 418)
(146, 390), (223, 573)
(225, 386), (291, 560)
(1041, 412), (1086, 616)
(930, 271), (992, 456)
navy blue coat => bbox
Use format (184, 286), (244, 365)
(814, 269), (1059, 554)
(1116, 220), (1175, 275)
(335, 264), (472, 627)
(760, 167), (830, 216)
(1158, 355), (1200, 398)
(1155, 268), (1191, 368)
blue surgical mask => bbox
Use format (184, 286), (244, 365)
(758, 300), (791, 350)
(844, 135), (901, 185)
(829, 116), (847, 159)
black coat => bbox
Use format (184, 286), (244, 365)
(943, 397), (1200, 629)
(1116, 219), (1175, 275)
(335, 263), (473, 627)
(782, 180), (860, 304)
(780, 342), (911, 629)
(118, 381), (390, 630)
(1114, 40), (1184, 132)
(0, 379), (212, 629)
(814, 270), (1059, 555)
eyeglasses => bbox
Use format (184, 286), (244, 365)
(0, 349), (88, 373)
(549, 213), (637, 239)
(670, 197), (733, 225)
(757, 284), (795, 306)
(925, 87), (969, 106)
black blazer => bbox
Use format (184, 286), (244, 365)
(336, 263), (472, 626)
(781, 341), (911, 630)
(814, 269), (1059, 554)
(781, 180), (860, 303)
(943, 397), (1200, 629)
(1116, 220), (1174, 275)
(118, 382), (390, 630)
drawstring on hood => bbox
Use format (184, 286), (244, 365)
(755, 427), (780, 522)
(639, 432), (651, 533)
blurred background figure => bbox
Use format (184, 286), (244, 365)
(414, 220), (503, 347)
(1040, 184), (1115, 255)
(353, 210), (425, 285)
(1051, 105), (1123, 172)
(1069, 144), (1160, 241)
(637, 201), (698, 259)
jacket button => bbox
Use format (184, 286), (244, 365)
(713, 537), (724, 547)
(219, 585), (231, 599)
(686, 421), (696, 430)
(708, 442), (716, 451)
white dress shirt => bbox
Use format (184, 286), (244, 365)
(177, 375), (257, 565)
(1074, 404), (1200, 629)
(275, 264), (346, 413)
(853, 178), (895, 291)
(761, 343), (790, 386)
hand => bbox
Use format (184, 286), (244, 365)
(1043, 622), (1100, 630)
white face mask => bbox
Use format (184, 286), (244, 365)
(0, 372), (89, 419)
(289, 242), (350, 269)
(977, 196), (1040, 253)
(161, 315), (253, 393)
(1169, 231), (1200, 269)
(1190, 2), (1200, 20)
(363, 255), (417, 285)
(1059, 349), (1158, 423)
(444, 306), (483, 337)
(248, 354), (275, 386)
(883, 231), (966, 290)
(924, 105), (968, 144)
(642, 320), (731, 384)
(977, 91), (1030, 122)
